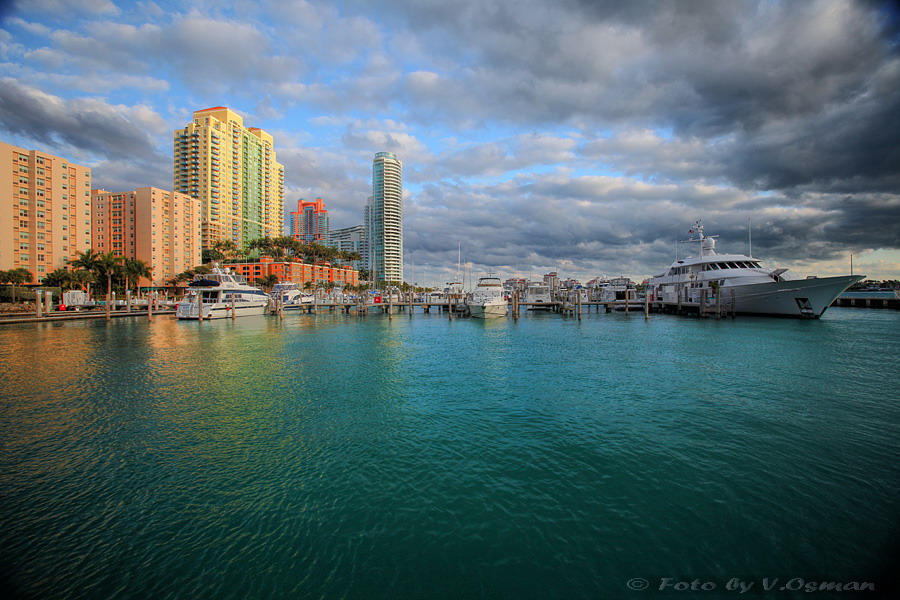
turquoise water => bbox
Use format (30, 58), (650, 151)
(1, 309), (898, 599)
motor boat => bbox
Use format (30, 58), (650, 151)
(600, 277), (643, 310)
(524, 282), (553, 310)
(175, 265), (269, 319)
(468, 275), (508, 318)
(270, 282), (313, 310)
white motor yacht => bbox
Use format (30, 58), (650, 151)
(468, 275), (508, 318)
(524, 283), (553, 310)
(600, 277), (643, 310)
(647, 222), (863, 318)
(445, 280), (467, 312)
(271, 282), (313, 310)
(175, 265), (269, 319)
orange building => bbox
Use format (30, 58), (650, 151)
(0, 141), (92, 282)
(92, 187), (201, 287)
(229, 256), (358, 287)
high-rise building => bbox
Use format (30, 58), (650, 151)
(365, 151), (403, 283)
(174, 107), (284, 252)
(326, 224), (365, 270)
(290, 197), (329, 243)
(91, 187), (201, 287)
(0, 141), (92, 283)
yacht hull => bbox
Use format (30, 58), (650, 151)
(175, 301), (268, 319)
(726, 275), (863, 318)
(469, 302), (508, 318)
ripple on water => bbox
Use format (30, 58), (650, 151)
(0, 310), (898, 599)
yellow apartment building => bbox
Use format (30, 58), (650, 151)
(92, 187), (201, 287)
(0, 141), (92, 283)
(174, 107), (284, 253)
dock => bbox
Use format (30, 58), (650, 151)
(830, 296), (900, 310)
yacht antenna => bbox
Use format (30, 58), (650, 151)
(748, 217), (753, 258)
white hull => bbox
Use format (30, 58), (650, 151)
(526, 303), (553, 311)
(279, 300), (315, 311)
(469, 301), (508, 318)
(176, 300), (268, 319)
(726, 275), (862, 318)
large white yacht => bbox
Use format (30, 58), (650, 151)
(647, 222), (863, 318)
(468, 275), (508, 318)
(175, 265), (269, 319)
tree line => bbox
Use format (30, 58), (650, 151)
(167, 236), (363, 290)
(204, 236), (362, 267)
(0, 252), (151, 310)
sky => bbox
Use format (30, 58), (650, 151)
(1, 0), (898, 287)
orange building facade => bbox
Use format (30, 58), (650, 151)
(229, 256), (358, 287)
(0, 141), (92, 283)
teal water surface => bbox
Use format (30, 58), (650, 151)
(1, 309), (898, 599)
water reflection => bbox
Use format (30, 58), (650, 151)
(1, 309), (898, 599)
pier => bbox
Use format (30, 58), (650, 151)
(831, 296), (900, 310)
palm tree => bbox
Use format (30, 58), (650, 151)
(43, 268), (73, 291)
(247, 237), (274, 260)
(93, 252), (123, 320)
(69, 269), (95, 293)
(255, 273), (279, 292)
(69, 249), (102, 298)
(122, 258), (152, 295)
(212, 239), (238, 261)
(4, 267), (33, 303)
(271, 235), (301, 259)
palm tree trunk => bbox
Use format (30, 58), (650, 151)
(107, 275), (112, 320)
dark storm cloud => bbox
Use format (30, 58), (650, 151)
(0, 78), (163, 162)
(2, 0), (897, 279)
(386, 0), (900, 198)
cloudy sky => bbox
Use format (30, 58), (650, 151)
(1, 0), (898, 285)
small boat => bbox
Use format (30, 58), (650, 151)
(270, 283), (313, 310)
(647, 221), (863, 318)
(468, 275), (508, 318)
(601, 277), (642, 310)
(175, 265), (269, 319)
(444, 280), (467, 312)
(524, 283), (553, 310)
